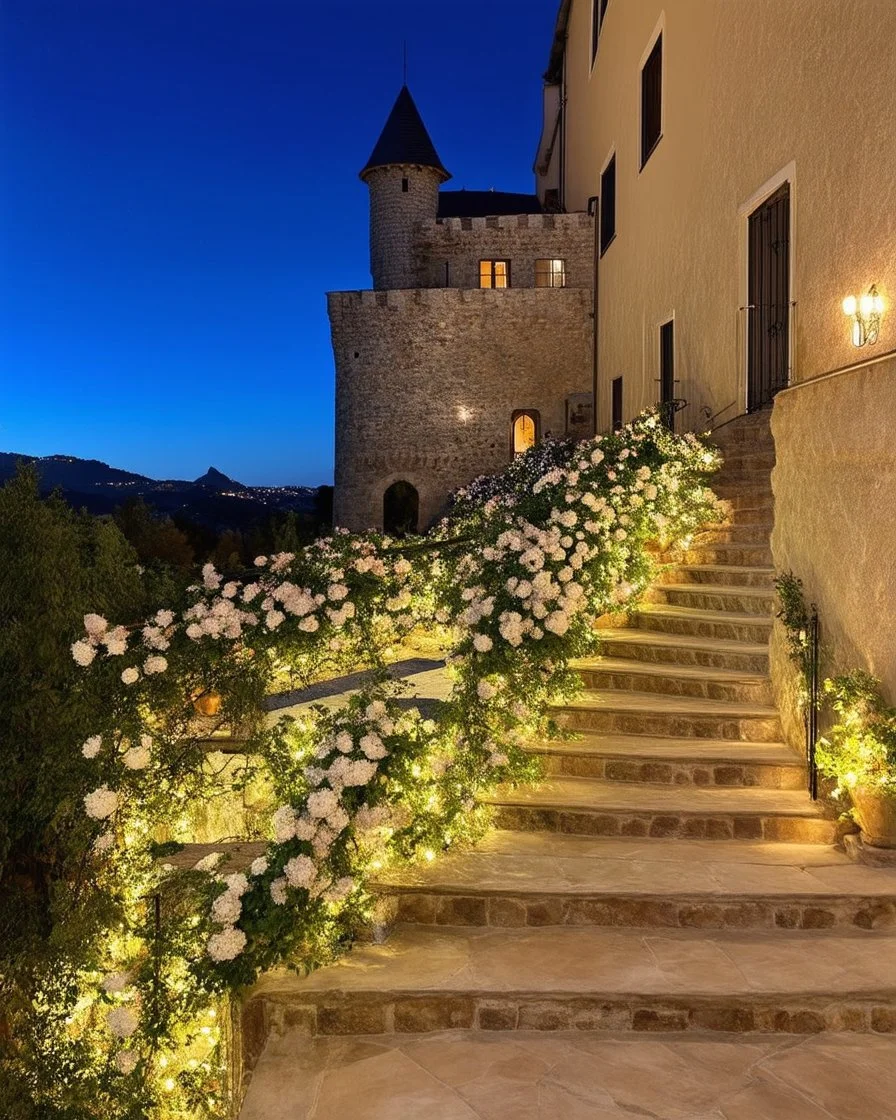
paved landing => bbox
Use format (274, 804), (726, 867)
(239, 1029), (896, 1120)
(375, 831), (896, 898)
(254, 923), (896, 998)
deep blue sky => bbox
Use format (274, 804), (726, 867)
(1, 0), (558, 485)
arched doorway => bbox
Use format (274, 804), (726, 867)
(511, 410), (539, 456)
(383, 480), (419, 536)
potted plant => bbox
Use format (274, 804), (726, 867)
(816, 671), (896, 847)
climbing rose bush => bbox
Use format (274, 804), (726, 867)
(23, 412), (719, 1118)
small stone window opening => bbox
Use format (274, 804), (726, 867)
(480, 260), (510, 289)
(535, 259), (566, 288)
(401, 177), (409, 192)
(511, 410), (539, 456)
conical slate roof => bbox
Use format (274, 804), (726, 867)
(360, 86), (451, 182)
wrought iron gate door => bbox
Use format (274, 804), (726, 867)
(747, 183), (790, 411)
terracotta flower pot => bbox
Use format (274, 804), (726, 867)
(851, 786), (896, 849)
(192, 691), (222, 717)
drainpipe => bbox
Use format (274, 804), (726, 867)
(587, 194), (600, 436)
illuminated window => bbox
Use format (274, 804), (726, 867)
(480, 260), (510, 289)
(511, 410), (539, 455)
(641, 33), (662, 168)
(535, 259), (566, 288)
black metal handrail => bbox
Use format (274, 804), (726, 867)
(806, 607), (820, 799)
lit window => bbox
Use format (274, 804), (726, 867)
(480, 260), (510, 289)
(641, 33), (662, 168)
(535, 259), (566, 288)
(512, 410), (539, 455)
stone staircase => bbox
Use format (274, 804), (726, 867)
(237, 411), (896, 1116)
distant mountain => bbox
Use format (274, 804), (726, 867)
(193, 466), (246, 491)
(0, 451), (324, 530)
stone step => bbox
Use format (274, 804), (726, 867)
(719, 450), (776, 471)
(528, 732), (802, 788)
(486, 778), (833, 842)
(374, 832), (896, 931)
(715, 467), (775, 486)
(717, 501), (775, 525)
(238, 1031), (896, 1120)
(243, 923), (896, 1037)
(593, 627), (769, 673)
(573, 657), (773, 704)
(646, 584), (774, 617)
(633, 604), (773, 643)
(552, 689), (783, 741)
(709, 484), (774, 507)
(657, 563), (775, 588)
(716, 489), (775, 511)
(679, 542), (774, 566)
(694, 523), (774, 546)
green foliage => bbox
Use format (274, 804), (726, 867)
(1, 414), (721, 1119)
(815, 671), (896, 798)
(774, 571), (815, 691)
(0, 469), (148, 1116)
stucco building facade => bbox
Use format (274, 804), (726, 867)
(330, 1), (894, 694)
(536, 0), (896, 695)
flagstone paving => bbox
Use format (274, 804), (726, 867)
(237, 412), (896, 1117)
(239, 1030), (896, 1119)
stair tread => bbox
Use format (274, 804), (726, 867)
(658, 583), (773, 598)
(555, 689), (779, 718)
(573, 657), (770, 684)
(529, 733), (797, 765)
(665, 564), (775, 575)
(252, 923), (896, 999)
(636, 603), (773, 626)
(373, 831), (896, 898)
(593, 628), (769, 654)
(484, 778), (825, 818)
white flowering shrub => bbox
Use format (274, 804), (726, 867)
(13, 412), (719, 1118)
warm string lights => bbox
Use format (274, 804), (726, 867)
(38, 410), (721, 1119)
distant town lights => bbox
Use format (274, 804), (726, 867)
(842, 285), (884, 347)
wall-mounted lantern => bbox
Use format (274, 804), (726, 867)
(842, 285), (884, 347)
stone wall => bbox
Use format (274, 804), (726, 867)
(366, 165), (442, 290)
(770, 358), (896, 714)
(413, 212), (593, 290)
(329, 286), (593, 530)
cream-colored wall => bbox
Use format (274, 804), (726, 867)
(770, 358), (896, 705)
(561, 0), (896, 431)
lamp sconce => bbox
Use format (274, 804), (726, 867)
(842, 285), (884, 347)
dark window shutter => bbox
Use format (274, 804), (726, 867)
(600, 156), (616, 254)
(641, 34), (662, 167)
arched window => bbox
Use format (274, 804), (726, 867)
(383, 480), (419, 537)
(511, 410), (539, 456)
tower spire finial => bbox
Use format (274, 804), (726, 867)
(403, 40), (407, 86)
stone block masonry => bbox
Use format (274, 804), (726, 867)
(329, 286), (593, 530)
(414, 211), (593, 290)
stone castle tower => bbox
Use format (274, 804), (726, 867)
(329, 86), (594, 533)
(360, 86), (451, 290)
